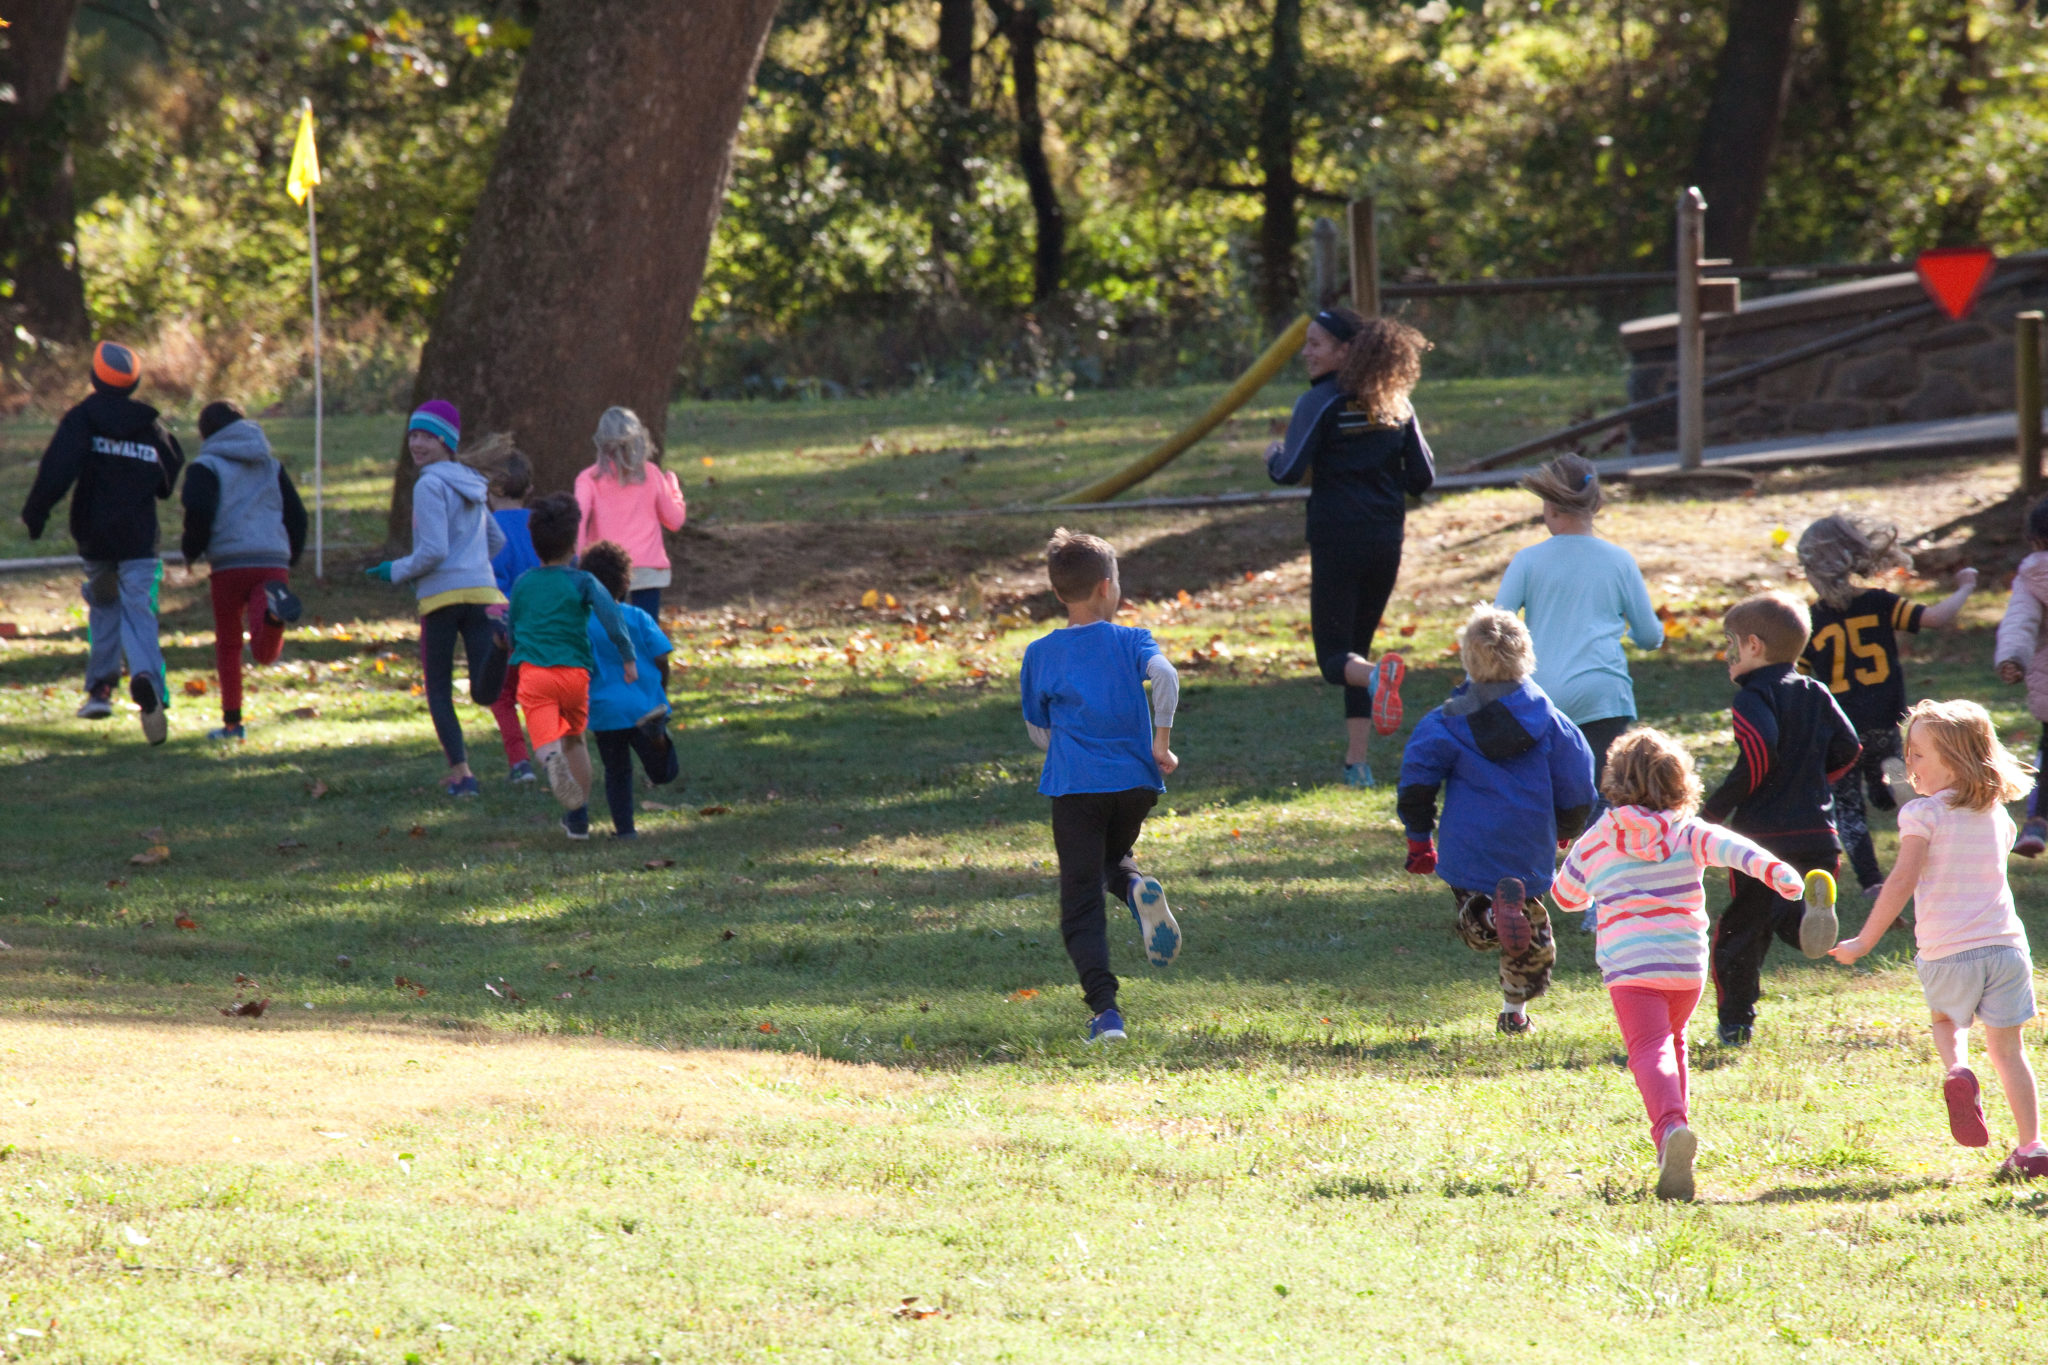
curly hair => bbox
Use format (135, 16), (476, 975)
(1599, 727), (1704, 813)
(1796, 513), (1909, 610)
(579, 539), (633, 603)
(1329, 312), (1430, 426)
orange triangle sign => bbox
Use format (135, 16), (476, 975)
(1916, 246), (1996, 320)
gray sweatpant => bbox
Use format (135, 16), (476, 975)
(82, 558), (168, 702)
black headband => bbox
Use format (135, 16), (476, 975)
(1312, 309), (1362, 343)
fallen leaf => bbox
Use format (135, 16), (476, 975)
(720, 928), (736, 940)
(218, 999), (269, 1018)
(643, 857), (676, 870)
(860, 589), (880, 609)
(555, 991), (573, 1000)
(174, 915), (198, 931)
(277, 837), (305, 851)
(577, 966), (598, 980)
(182, 677), (208, 696)
(129, 845), (171, 866)
(336, 954), (352, 969)
(316, 1130), (348, 1140)
(698, 804), (730, 816)
(408, 824), (426, 839)
(105, 877), (127, 889)
(1393, 946), (1412, 955)
(0, 622), (19, 639)
(234, 972), (256, 985)
(757, 1021), (778, 1034)
(138, 919), (155, 930)
(122, 1226), (150, 1247)
(305, 778), (328, 798)
(640, 800), (670, 811)
(43, 896), (59, 908)
(1006, 988), (1040, 1002)
(1398, 623), (1418, 637)
(890, 1297), (941, 1320)
(545, 962), (561, 971)
(290, 707), (321, 721)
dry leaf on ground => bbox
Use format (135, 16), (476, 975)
(129, 846), (170, 866)
(218, 999), (269, 1018)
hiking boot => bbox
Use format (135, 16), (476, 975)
(1798, 869), (1838, 958)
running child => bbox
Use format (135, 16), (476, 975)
(1830, 700), (2048, 1181)
(1552, 728), (1807, 1201)
(508, 494), (637, 841)
(1019, 528), (1183, 1045)
(19, 342), (185, 743)
(1702, 591), (1861, 1045)
(574, 406), (686, 617)
(1397, 605), (1597, 1034)
(576, 539), (680, 839)
(1993, 495), (2048, 856)
(1796, 513), (1976, 896)
(179, 401), (308, 741)
(366, 400), (508, 797)
(1495, 454), (1662, 787)
(486, 447), (542, 783)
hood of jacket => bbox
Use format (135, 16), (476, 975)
(1441, 678), (1547, 763)
(80, 388), (164, 441)
(2018, 551), (2048, 601)
(1605, 804), (1681, 862)
(419, 458), (489, 507)
(198, 419), (273, 466)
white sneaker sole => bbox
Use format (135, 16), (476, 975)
(1129, 876), (1181, 967)
(1656, 1125), (1697, 1201)
(1799, 869), (1838, 959)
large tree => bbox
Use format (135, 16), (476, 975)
(0, 0), (93, 349)
(988, 0), (1064, 301)
(391, 0), (779, 536)
(1687, 0), (1801, 264)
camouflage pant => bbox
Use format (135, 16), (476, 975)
(1452, 886), (1556, 1006)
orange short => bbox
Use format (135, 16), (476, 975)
(516, 664), (589, 748)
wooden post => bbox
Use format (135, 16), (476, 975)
(1347, 196), (1379, 316)
(1310, 217), (1339, 309)
(2020, 311), (2044, 498)
(1676, 186), (1707, 471)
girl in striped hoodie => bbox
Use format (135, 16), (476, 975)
(1551, 728), (1810, 1201)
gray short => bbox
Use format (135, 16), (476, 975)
(1915, 945), (2039, 1028)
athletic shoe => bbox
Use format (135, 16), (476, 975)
(2017, 818), (2048, 859)
(207, 723), (245, 742)
(562, 807), (591, 841)
(1126, 874), (1181, 967)
(443, 775), (481, 799)
(1798, 868), (1838, 958)
(1496, 1010), (1534, 1035)
(131, 673), (167, 746)
(263, 580), (303, 626)
(610, 830), (639, 841)
(1943, 1066), (1991, 1147)
(1343, 760), (1375, 788)
(508, 760), (537, 784)
(1371, 653), (1406, 736)
(1492, 876), (1533, 956)
(1861, 881), (1885, 902)
(1880, 756), (1915, 809)
(1717, 1024), (1752, 1047)
(1086, 1007), (1127, 1045)
(637, 706), (670, 746)
(539, 745), (580, 804)
(76, 687), (114, 720)
(1656, 1125), (1698, 1202)
(1996, 1143), (2048, 1181)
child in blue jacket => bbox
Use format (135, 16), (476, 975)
(1398, 605), (1597, 1034)
(576, 539), (679, 839)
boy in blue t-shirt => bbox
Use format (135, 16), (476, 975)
(1019, 528), (1183, 1045)
(486, 449), (544, 783)
(577, 540), (679, 839)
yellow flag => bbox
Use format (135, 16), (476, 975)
(286, 102), (321, 206)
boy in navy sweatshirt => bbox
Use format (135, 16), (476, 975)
(1019, 529), (1183, 1046)
(19, 343), (185, 744)
(1702, 591), (1862, 1044)
(1399, 605), (1597, 1035)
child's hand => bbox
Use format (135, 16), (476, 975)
(1264, 439), (1284, 462)
(1154, 740), (1178, 775)
(365, 561), (394, 582)
(1828, 937), (1870, 965)
(1766, 863), (1805, 899)
(1405, 839), (1437, 875)
(1999, 660), (2026, 685)
(622, 659), (639, 684)
(1956, 566), (1979, 592)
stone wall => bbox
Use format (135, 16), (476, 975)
(1620, 251), (2048, 452)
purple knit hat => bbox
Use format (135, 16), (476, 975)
(408, 399), (461, 453)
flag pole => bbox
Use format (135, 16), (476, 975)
(308, 181), (324, 581)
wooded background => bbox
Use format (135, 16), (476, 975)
(4, 0), (2046, 411)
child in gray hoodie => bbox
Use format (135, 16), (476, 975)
(180, 401), (308, 741)
(368, 400), (508, 798)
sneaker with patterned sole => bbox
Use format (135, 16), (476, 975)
(1656, 1125), (1698, 1202)
(1798, 869), (1838, 958)
(1996, 1143), (2048, 1181)
(1496, 1010), (1534, 1035)
(1371, 653), (1406, 736)
(1087, 1007), (1127, 1045)
(2017, 818), (2048, 859)
(263, 580), (303, 625)
(1492, 877), (1533, 957)
(1880, 756), (1915, 809)
(1944, 1066), (1991, 1147)
(131, 673), (167, 746)
(1126, 875), (1181, 967)
(1343, 760), (1375, 788)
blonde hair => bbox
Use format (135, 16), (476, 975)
(593, 406), (652, 485)
(1797, 513), (1910, 610)
(1723, 591), (1810, 664)
(1335, 315), (1430, 426)
(1521, 453), (1603, 515)
(455, 430), (521, 480)
(1459, 604), (1536, 684)
(1903, 699), (2033, 813)
(1599, 727), (1703, 813)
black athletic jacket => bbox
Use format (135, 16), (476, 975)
(20, 385), (185, 562)
(1700, 662), (1862, 854)
(1266, 370), (1435, 541)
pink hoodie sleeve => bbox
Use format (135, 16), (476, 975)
(574, 467), (599, 555)
(655, 466), (686, 532)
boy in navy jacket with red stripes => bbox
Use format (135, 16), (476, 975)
(1702, 591), (1861, 1044)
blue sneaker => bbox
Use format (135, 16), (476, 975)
(508, 760), (537, 784)
(263, 580), (303, 625)
(1344, 760), (1374, 788)
(1126, 875), (1181, 967)
(443, 774), (481, 799)
(562, 806), (591, 841)
(207, 723), (246, 742)
(1087, 1008), (1127, 1045)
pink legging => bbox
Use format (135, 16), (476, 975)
(1609, 982), (1703, 1149)
(489, 660), (529, 765)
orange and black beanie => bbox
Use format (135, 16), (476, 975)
(91, 341), (141, 393)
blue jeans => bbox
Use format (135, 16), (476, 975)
(82, 558), (167, 701)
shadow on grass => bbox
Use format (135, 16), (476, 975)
(1744, 1176), (1952, 1204)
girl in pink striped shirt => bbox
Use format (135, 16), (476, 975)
(1553, 728), (1805, 1201)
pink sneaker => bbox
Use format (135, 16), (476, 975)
(1492, 877), (1533, 957)
(1944, 1067), (1991, 1147)
(2017, 818), (2048, 859)
(1997, 1143), (2048, 1181)
(1371, 653), (1406, 736)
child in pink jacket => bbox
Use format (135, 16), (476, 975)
(1992, 496), (2048, 855)
(574, 406), (686, 618)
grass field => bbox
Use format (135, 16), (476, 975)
(3, 393), (2048, 1362)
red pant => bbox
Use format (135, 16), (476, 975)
(209, 566), (288, 722)
(484, 606), (528, 765)
(1609, 982), (1703, 1151)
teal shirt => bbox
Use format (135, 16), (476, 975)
(1495, 534), (1663, 725)
(508, 565), (631, 672)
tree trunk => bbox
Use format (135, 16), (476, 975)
(932, 0), (978, 265)
(390, 0), (779, 541)
(0, 0), (92, 349)
(990, 0), (1063, 302)
(1931, 0), (1985, 245)
(1254, 0), (1303, 331)
(1686, 0), (1800, 265)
